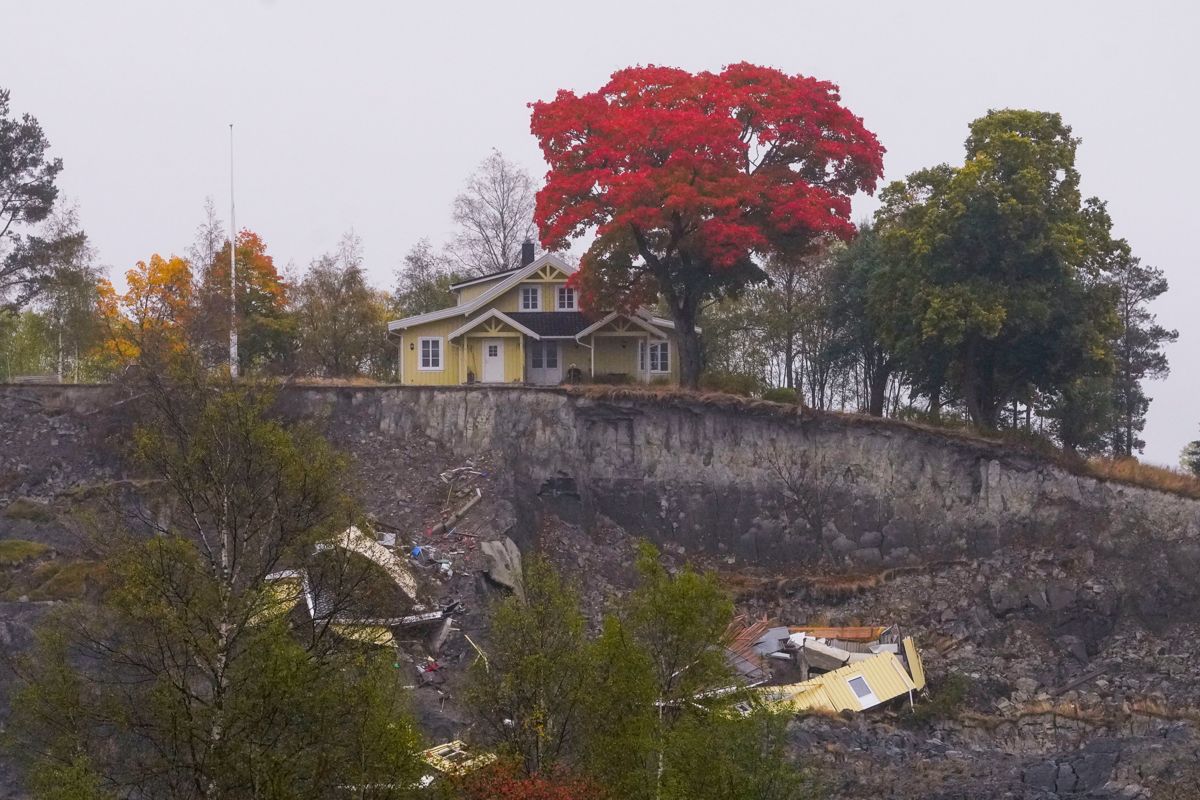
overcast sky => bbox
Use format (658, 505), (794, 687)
(4, 0), (1196, 464)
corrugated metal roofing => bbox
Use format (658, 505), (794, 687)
(763, 652), (918, 713)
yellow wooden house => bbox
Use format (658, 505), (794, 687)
(387, 248), (682, 386)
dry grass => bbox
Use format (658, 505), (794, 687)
(565, 385), (1200, 501)
(285, 375), (383, 387)
(1083, 458), (1200, 499)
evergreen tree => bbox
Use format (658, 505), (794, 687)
(1104, 244), (1177, 457)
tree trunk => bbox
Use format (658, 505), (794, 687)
(784, 337), (795, 389)
(661, 291), (703, 389)
(676, 322), (703, 389)
(962, 337), (998, 428)
(867, 352), (891, 417)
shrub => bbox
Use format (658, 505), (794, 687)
(903, 673), (972, 727)
(699, 371), (762, 397)
(0, 539), (50, 566)
(761, 387), (799, 404)
(2, 498), (55, 524)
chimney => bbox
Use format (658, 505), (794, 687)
(521, 238), (536, 267)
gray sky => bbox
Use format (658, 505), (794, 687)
(5, 0), (1197, 465)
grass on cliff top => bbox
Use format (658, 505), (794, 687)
(0, 558), (105, 601)
(0, 539), (50, 566)
(2, 497), (56, 523)
(566, 385), (1200, 500)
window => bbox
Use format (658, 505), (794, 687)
(557, 286), (576, 310)
(648, 341), (669, 373)
(530, 342), (558, 369)
(487, 344), (499, 358)
(846, 675), (880, 709)
(521, 286), (540, 310)
(418, 337), (442, 370)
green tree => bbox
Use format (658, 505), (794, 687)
(1104, 245), (1177, 457)
(31, 205), (102, 381)
(1182, 433), (1200, 476)
(578, 544), (738, 800)
(663, 709), (810, 800)
(0, 309), (54, 379)
(392, 239), (454, 318)
(294, 232), (390, 378)
(0, 87), (66, 312)
(1042, 375), (1116, 455)
(466, 556), (592, 777)
(827, 224), (897, 416)
(872, 110), (1119, 427)
(9, 373), (425, 799)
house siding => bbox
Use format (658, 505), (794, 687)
(389, 255), (677, 387)
(399, 318), (464, 386)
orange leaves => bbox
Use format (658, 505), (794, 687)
(94, 254), (193, 367)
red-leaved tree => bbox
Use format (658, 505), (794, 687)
(530, 63), (885, 387)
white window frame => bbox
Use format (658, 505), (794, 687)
(417, 336), (443, 371)
(846, 674), (880, 709)
(648, 341), (670, 374)
(556, 285), (576, 311)
(529, 341), (559, 369)
(520, 285), (541, 310)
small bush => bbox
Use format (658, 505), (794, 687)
(3, 498), (55, 524)
(761, 387), (800, 404)
(700, 371), (762, 397)
(0, 539), (50, 566)
(904, 673), (972, 726)
(1, 559), (105, 601)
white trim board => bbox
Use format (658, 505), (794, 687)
(388, 253), (576, 332)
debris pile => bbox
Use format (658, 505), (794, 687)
(725, 617), (927, 715)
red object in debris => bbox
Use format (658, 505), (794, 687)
(424, 661), (441, 672)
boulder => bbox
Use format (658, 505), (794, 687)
(481, 537), (525, 602)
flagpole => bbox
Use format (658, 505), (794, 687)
(229, 123), (239, 379)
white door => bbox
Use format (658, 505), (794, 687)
(481, 339), (505, 382)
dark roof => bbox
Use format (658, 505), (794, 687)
(506, 311), (591, 337)
(448, 266), (521, 290)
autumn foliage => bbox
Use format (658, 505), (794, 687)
(95, 253), (193, 366)
(456, 762), (606, 800)
(530, 63), (885, 386)
(92, 229), (290, 373)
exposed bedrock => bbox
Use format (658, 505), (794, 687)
(5, 383), (1200, 620)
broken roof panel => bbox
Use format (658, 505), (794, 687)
(787, 625), (889, 642)
(763, 652), (918, 714)
(902, 636), (926, 690)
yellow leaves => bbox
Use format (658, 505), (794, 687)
(90, 254), (194, 368)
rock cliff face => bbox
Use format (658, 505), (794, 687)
(5, 383), (1199, 610)
(275, 384), (1200, 616)
(5, 383), (1200, 798)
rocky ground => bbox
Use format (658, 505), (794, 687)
(2, 387), (1198, 798)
